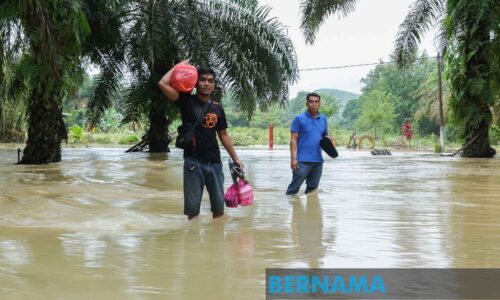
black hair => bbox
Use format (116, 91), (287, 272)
(306, 92), (321, 101)
(197, 67), (216, 80)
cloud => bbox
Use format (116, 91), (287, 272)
(259, 0), (437, 97)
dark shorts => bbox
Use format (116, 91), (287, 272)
(183, 157), (225, 216)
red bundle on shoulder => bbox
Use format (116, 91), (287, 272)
(171, 64), (198, 93)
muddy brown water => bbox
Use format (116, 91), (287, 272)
(0, 147), (499, 299)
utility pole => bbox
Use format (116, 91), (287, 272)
(437, 52), (445, 150)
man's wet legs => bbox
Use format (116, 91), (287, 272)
(183, 158), (226, 220)
(286, 162), (311, 195)
(286, 162), (323, 195)
(204, 161), (225, 219)
(305, 163), (323, 194)
(183, 158), (204, 220)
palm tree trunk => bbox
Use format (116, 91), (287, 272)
(460, 20), (495, 158)
(462, 117), (495, 157)
(18, 4), (71, 164)
(147, 96), (170, 152)
(20, 82), (66, 164)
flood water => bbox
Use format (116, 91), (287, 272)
(0, 146), (499, 299)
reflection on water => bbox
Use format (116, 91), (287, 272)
(0, 147), (499, 299)
(0, 239), (31, 266)
(291, 193), (328, 268)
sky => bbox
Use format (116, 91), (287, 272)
(258, 0), (437, 98)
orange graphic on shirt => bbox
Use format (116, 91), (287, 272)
(203, 112), (218, 128)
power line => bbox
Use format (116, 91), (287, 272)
(299, 56), (438, 72)
(299, 62), (384, 71)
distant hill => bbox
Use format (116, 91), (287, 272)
(313, 88), (360, 110)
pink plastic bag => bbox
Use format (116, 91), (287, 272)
(224, 183), (239, 208)
(224, 179), (254, 208)
(237, 179), (254, 206)
(170, 64), (198, 93)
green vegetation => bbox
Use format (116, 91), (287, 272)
(299, 0), (499, 157)
(0, 0), (124, 163)
(224, 126), (462, 151)
(68, 125), (84, 144)
(1, 0), (498, 160)
(0, 0), (298, 163)
(355, 90), (396, 137)
(223, 90), (345, 129)
(2, 46), (495, 152)
(434, 144), (443, 153)
(118, 135), (140, 145)
(86, 0), (298, 153)
(221, 52), (479, 150)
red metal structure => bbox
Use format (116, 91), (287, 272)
(269, 123), (274, 149)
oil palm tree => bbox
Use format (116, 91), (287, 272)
(300, 0), (358, 45)
(0, 1), (91, 163)
(300, 0), (498, 157)
(394, 0), (498, 157)
(0, 0), (125, 163)
(0, 56), (27, 143)
(0, 24), (25, 142)
(87, 0), (299, 152)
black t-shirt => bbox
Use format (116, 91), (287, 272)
(176, 93), (228, 163)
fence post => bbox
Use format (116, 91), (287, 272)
(269, 123), (274, 150)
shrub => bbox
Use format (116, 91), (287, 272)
(95, 135), (113, 144)
(119, 135), (139, 144)
(86, 135), (97, 143)
(490, 125), (499, 145)
(68, 125), (84, 143)
(230, 132), (254, 146)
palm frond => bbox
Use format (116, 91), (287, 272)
(83, 0), (129, 127)
(121, 78), (150, 125)
(394, 0), (445, 68)
(82, 0), (129, 63)
(434, 19), (448, 57)
(182, 0), (298, 117)
(87, 53), (123, 127)
(8, 54), (33, 102)
(444, 0), (497, 142)
(300, 0), (358, 45)
(413, 68), (449, 123)
(87, 0), (298, 128)
(0, 18), (28, 73)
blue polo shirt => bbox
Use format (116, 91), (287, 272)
(291, 111), (328, 163)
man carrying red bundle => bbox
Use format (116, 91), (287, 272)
(159, 62), (243, 220)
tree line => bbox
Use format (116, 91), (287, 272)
(1, 0), (298, 163)
(1, 0), (498, 163)
(301, 0), (499, 157)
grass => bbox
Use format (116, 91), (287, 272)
(4, 126), (490, 153)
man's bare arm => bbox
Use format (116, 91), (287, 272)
(330, 135), (337, 147)
(217, 129), (244, 169)
(290, 132), (299, 170)
(158, 61), (188, 102)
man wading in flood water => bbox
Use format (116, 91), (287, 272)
(286, 93), (334, 196)
(159, 63), (244, 220)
